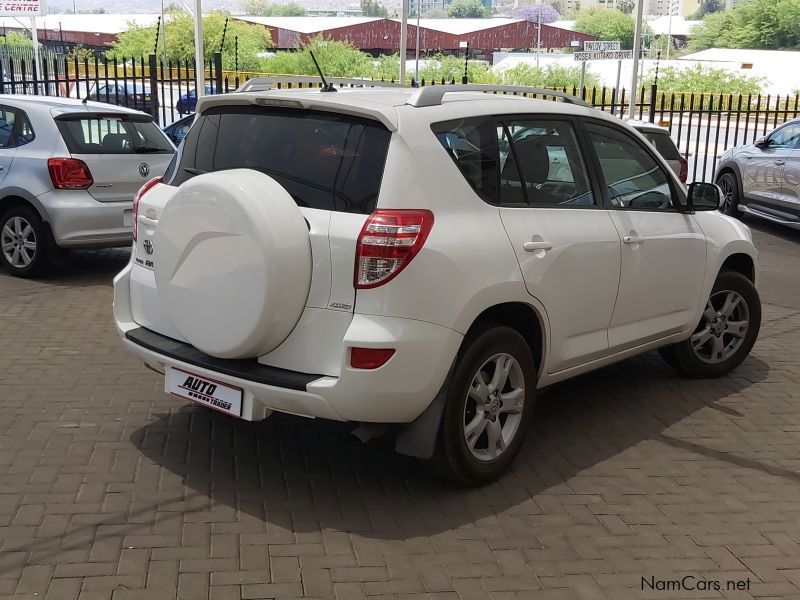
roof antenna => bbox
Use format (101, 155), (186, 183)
(309, 50), (336, 93)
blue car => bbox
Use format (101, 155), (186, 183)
(176, 85), (217, 115)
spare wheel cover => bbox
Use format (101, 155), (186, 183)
(154, 169), (311, 359)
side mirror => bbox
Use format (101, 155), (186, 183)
(687, 181), (721, 211)
(754, 136), (770, 148)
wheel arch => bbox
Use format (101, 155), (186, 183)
(715, 162), (744, 203)
(720, 252), (755, 283)
(0, 189), (47, 221)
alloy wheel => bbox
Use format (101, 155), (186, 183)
(1, 216), (37, 269)
(691, 290), (749, 364)
(463, 353), (525, 462)
(719, 176), (735, 213)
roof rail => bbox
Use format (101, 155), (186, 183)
(405, 84), (591, 108)
(237, 76), (405, 93)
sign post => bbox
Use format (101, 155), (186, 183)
(1, 1), (44, 92)
(573, 40), (632, 104)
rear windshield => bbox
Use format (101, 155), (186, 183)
(640, 130), (681, 160)
(163, 106), (391, 214)
(56, 114), (174, 155)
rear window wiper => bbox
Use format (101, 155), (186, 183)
(135, 146), (169, 153)
(182, 167), (208, 175)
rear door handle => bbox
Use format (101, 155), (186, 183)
(775, 160), (786, 165)
(623, 235), (645, 244)
(523, 241), (553, 252)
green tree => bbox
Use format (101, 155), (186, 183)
(689, 0), (800, 50)
(109, 12), (273, 72)
(241, 0), (308, 15)
(690, 0), (722, 18)
(496, 63), (599, 88)
(446, 0), (491, 18)
(642, 64), (765, 94)
(416, 53), (495, 82)
(261, 36), (373, 77)
(0, 32), (32, 47)
(573, 7), (642, 49)
(361, 0), (389, 16)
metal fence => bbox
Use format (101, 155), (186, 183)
(1, 49), (798, 184)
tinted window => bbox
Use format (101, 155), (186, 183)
(640, 130), (681, 160)
(0, 105), (34, 149)
(432, 117), (497, 203)
(587, 122), (673, 210)
(57, 114), (173, 155)
(167, 106), (391, 214)
(768, 123), (800, 149)
(499, 120), (595, 206)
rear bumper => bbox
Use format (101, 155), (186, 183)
(113, 263), (463, 423)
(38, 189), (132, 248)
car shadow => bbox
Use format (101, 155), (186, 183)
(130, 351), (770, 539)
(0, 248), (131, 289)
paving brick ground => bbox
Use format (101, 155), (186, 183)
(1, 216), (800, 600)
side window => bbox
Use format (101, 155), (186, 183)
(498, 119), (595, 207)
(0, 106), (15, 148)
(587, 122), (673, 211)
(768, 123), (800, 149)
(0, 106), (34, 149)
(432, 117), (498, 203)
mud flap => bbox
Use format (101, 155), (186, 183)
(394, 361), (455, 459)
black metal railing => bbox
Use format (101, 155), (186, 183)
(1, 50), (798, 184)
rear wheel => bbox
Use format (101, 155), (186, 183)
(0, 206), (49, 278)
(717, 172), (740, 216)
(663, 271), (760, 378)
(430, 324), (536, 486)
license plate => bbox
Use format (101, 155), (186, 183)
(123, 209), (133, 227)
(165, 367), (243, 417)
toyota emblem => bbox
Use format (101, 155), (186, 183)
(143, 239), (154, 255)
(139, 163), (150, 178)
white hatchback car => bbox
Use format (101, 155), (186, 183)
(113, 85), (761, 485)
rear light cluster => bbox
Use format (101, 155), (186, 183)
(47, 158), (93, 190)
(678, 154), (688, 183)
(132, 177), (162, 241)
(354, 209), (434, 289)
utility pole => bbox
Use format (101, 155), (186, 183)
(414, 5), (421, 83)
(629, 0), (644, 118)
(536, 11), (542, 67)
(193, 0), (204, 98)
(399, 0), (408, 83)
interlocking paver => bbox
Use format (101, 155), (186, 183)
(1, 221), (799, 599)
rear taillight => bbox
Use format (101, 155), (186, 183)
(47, 158), (93, 190)
(132, 177), (162, 241)
(678, 154), (688, 183)
(350, 347), (395, 369)
(354, 209), (434, 289)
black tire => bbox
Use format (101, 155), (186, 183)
(428, 324), (536, 486)
(717, 171), (740, 217)
(668, 271), (760, 378)
(0, 205), (50, 278)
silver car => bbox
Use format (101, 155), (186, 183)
(0, 95), (175, 277)
(715, 118), (800, 229)
(628, 120), (687, 183)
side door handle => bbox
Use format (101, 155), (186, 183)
(623, 235), (645, 244)
(138, 215), (159, 228)
(523, 240), (553, 252)
(775, 159), (786, 165)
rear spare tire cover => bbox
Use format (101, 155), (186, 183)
(153, 169), (311, 359)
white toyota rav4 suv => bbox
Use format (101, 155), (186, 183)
(113, 85), (760, 485)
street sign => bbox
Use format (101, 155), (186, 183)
(0, 0), (43, 16)
(574, 50), (633, 61)
(583, 41), (621, 52)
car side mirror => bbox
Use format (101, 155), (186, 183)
(687, 182), (721, 211)
(754, 136), (769, 148)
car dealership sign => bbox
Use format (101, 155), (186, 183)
(0, 0), (43, 16)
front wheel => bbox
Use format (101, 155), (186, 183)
(717, 172), (740, 217)
(664, 271), (760, 378)
(429, 324), (536, 486)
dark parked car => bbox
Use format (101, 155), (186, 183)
(176, 85), (217, 115)
(87, 81), (154, 114)
(163, 114), (194, 146)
